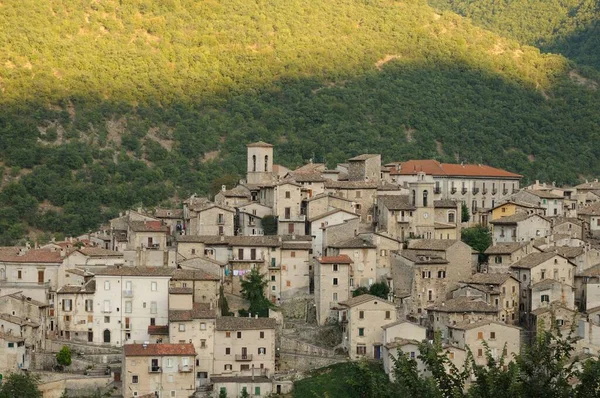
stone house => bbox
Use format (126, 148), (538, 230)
(483, 242), (538, 273)
(530, 279), (574, 313)
(552, 217), (585, 239)
(454, 273), (520, 324)
(381, 321), (427, 380)
(289, 172), (326, 200)
(0, 333), (28, 372)
(578, 202), (600, 238)
(273, 181), (305, 236)
(168, 296), (217, 388)
(122, 343), (197, 398)
(512, 190), (565, 217)
(575, 264), (600, 311)
(510, 252), (576, 325)
(326, 237), (377, 289)
(268, 236), (312, 303)
(170, 269), (220, 307)
(305, 192), (357, 222)
(489, 213), (551, 244)
(153, 208), (185, 236)
(0, 313), (41, 364)
(214, 186), (252, 208)
(126, 221), (171, 267)
(348, 154), (381, 183)
(0, 292), (47, 350)
(212, 317), (276, 378)
(211, 376), (274, 398)
(531, 303), (579, 334)
(358, 232), (403, 279)
(433, 199), (461, 240)
(236, 202), (273, 236)
(93, 266), (173, 346)
(109, 210), (158, 252)
(324, 180), (378, 222)
(188, 202), (235, 237)
(55, 278), (96, 343)
(309, 209), (359, 257)
(490, 201), (545, 222)
(335, 294), (396, 360)
(374, 195), (415, 241)
(447, 321), (520, 367)
(314, 255), (353, 325)
(426, 297), (498, 339)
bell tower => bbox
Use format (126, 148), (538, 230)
(246, 141), (274, 184)
(410, 172), (435, 238)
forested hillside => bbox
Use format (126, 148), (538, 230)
(0, 0), (600, 243)
(428, 0), (600, 70)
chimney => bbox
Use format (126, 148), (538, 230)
(255, 314), (258, 319)
(292, 234), (296, 240)
(60, 249), (66, 258)
(209, 301), (213, 310)
(221, 185), (226, 192)
(220, 235), (225, 242)
(248, 312), (252, 318)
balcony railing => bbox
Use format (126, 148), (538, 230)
(492, 189), (497, 195)
(123, 290), (133, 298)
(503, 189), (508, 195)
(122, 323), (132, 330)
(461, 188), (468, 194)
(235, 354), (253, 361)
(217, 218), (225, 225)
(451, 187), (457, 194)
(228, 255), (265, 262)
(434, 187), (441, 194)
(482, 189), (488, 195)
(148, 366), (162, 373)
(179, 364), (193, 372)
(279, 214), (306, 222)
(472, 188), (480, 195)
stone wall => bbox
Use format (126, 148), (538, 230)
(46, 338), (121, 355)
(279, 297), (314, 320)
(38, 376), (112, 398)
(278, 351), (345, 372)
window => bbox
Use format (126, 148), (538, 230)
(288, 223), (295, 234)
(125, 301), (132, 313)
(104, 281), (110, 290)
(167, 358), (173, 368)
(422, 271), (431, 279)
(151, 282), (157, 291)
(512, 286), (516, 293)
(150, 301), (157, 314)
(448, 212), (455, 223)
(333, 278), (338, 286)
(490, 332), (496, 340)
(284, 207), (291, 219)
(179, 324), (185, 332)
(241, 364), (250, 371)
(359, 311), (364, 319)
(170, 391), (176, 398)
(333, 264), (339, 272)
(103, 300), (111, 313)
(437, 270), (446, 279)
(270, 275), (276, 282)
(260, 331), (265, 339)
(237, 332), (242, 338)
(17, 269), (22, 279)
(477, 331), (483, 340)
(224, 364), (232, 371)
(380, 249), (387, 256)
(225, 332), (231, 338)
(258, 347), (266, 355)
(358, 328), (365, 336)
(410, 351), (416, 359)
(333, 293), (338, 301)
(541, 295), (550, 303)
(356, 191), (362, 199)
(62, 299), (72, 312)
(191, 248), (196, 255)
(428, 290), (433, 301)
(285, 191), (291, 199)
(200, 323), (206, 330)
(357, 345), (366, 355)
(449, 352), (455, 360)
(226, 347), (231, 355)
(132, 375), (139, 384)
(291, 251), (296, 258)
(104, 316), (110, 323)
(556, 319), (564, 327)
(64, 315), (71, 322)
(85, 299), (93, 312)
(271, 286), (276, 291)
(201, 339), (206, 348)
(478, 349), (483, 357)
(385, 311), (391, 320)
(255, 387), (261, 396)
(495, 256), (502, 264)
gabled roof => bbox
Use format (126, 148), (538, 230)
(463, 273), (515, 286)
(0, 313), (39, 327)
(308, 208), (358, 222)
(408, 239), (458, 251)
(124, 343), (196, 356)
(324, 180), (378, 189)
(129, 221), (169, 233)
(0, 247), (68, 264)
(57, 279), (96, 294)
(318, 255), (353, 264)
(531, 279), (566, 290)
(578, 203), (600, 216)
(427, 297), (497, 313)
(544, 246), (585, 259)
(349, 154), (380, 161)
(76, 247), (123, 257)
(491, 200), (543, 210)
(524, 190), (563, 199)
(552, 217), (584, 227)
(172, 269), (219, 281)
(290, 173), (326, 183)
(154, 209), (184, 219)
(390, 160), (522, 178)
(169, 303), (216, 321)
(337, 294), (394, 308)
(575, 181), (600, 190)
(378, 195), (414, 211)
(489, 213), (548, 225)
(397, 250), (448, 265)
(329, 237), (376, 249)
(434, 199), (458, 208)
(95, 266), (174, 277)
(577, 264), (600, 277)
(510, 252), (569, 270)
(1, 292), (46, 307)
(448, 320), (521, 331)
(168, 287), (193, 295)
(215, 316), (276, 331)
(381, 320), (425, 330)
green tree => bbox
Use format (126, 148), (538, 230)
(261, 215), (277, 235)
(239, 267), (272, 317)
(240, 387), (249, 398)
(369, 282), (390, 299)
(461, 202), (470, 223)
(461, 225), (492, 254)
(0, 372), (42, 398)
(56, 345), (72, 367)
(218, 387), (228, 398)
(345, 359), (392, 398)
(352, 286), (370, 297)
(391, 351), (442, 397)
(218, 284), (232, 316)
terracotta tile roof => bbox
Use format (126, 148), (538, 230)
(337, 294), (394, 308)
(147, 325), (170, 336)
(317, 255), (353, 264)
(169, 287), (193, 295)
(0, 247), (70, 264)
(408, 239), (459, 251)
(427, 297), (497, 313)
(169, 303), (216, 321)
(324, 180), (378, 189)
(510, 252), (564, 269)
(434, 199), (458, 208)
(397, 250), (448, 264)
(172, 269), (219, 281)
(77, 247), (123, 257)
(247, 141), (273, 148)
(124, 343), (195, 356)
(525, 190), (564, 199)
(484, 242), (527, 254)
(329, 237), (376, 249)
(449, 320), (521, 331)
(575, 181), (600, 190)
(578, 203), (600, 216)
(390, 160), (522, 178)
(349, 154), (380, 161)
(95, 266), (174, 277)
(129, 221), (169, 233)
(463, 273), (514, 286)
(378, 195), (414, 211)
(215, 316), (277, 331)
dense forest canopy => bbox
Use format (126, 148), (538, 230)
(0, 0), (599, 243)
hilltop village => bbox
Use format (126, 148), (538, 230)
(2, 141), (600, 397)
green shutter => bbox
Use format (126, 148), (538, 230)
(255, 386), (261, 395)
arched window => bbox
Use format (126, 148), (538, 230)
(411, 190), (416, 206)
(423, 190), (428, 207)
(103, 329), (111, 343)
(264, 155), (269, 171)
(448, 212), (455, 223)
(252, 155), (256, 172)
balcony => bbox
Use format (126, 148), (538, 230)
(122, 323), (132, 330)
(472, 188), (480, 195)
(217, 218), (225, 225)
(512, 188), (519, 194)
(179, 364), (193, 372)
(503, 189), (508, 195)
(235, 354), (253, 361)
(228, 255), (265, 262)
(482, 189), (488, 195)
(279, 214), (306, 222)
(461, 188), (468, 195)
(492, 189), (497, 195)
(434, 187), (441, 194)
(123, 290), (133, 298)
(143, 243), (161, 250)
(451, 187), (457, 194)
(148, 366), (162, 373)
